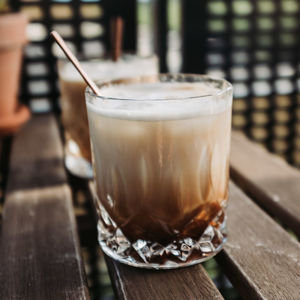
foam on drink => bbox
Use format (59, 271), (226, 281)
(86, 79), (232, 256)
(87, 81), (230, 120)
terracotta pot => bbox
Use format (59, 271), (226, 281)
(0, 13), (30, 135)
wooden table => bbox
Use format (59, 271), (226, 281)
(0, 114), (299, 300)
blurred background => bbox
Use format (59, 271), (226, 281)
(2, 0), (300, 299)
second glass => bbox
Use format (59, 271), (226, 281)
(57, 55), (158, 178)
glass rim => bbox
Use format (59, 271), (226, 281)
(85, 73), (233, 103)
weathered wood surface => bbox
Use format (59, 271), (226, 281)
(4, 117), (298, 299)
(88, 182), (223, 300)
(0, 115), (89, 300)
(216, 182), (300, 300)
(230, 131), (300, 237)
(105, 257), (224, 300)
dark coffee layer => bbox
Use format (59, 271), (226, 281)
(100, 199), (226, 245)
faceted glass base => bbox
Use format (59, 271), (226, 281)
(97, 209), (227, 270)
(64, 140), (93, 179)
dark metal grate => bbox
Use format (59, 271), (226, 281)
(182, 0), (300, 167)
(10, 0), (136, 114)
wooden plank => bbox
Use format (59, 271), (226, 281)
(216, 182), (300, 300)
(2, 116), (66, 191)
(230, 131), (300, 237)
(105, 257), (224, 300)
(0, 115), (90, 300)
(88, 182), (223, 300)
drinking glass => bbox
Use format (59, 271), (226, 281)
(57, 55), (158, 178)
(86, 74), (232, 269)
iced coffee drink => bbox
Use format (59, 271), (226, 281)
(86, 74), (232, 269)
(57, 55), (158, 178)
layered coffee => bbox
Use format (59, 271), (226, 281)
(58, 55), (158, 178)
(86, 75), (232, 269)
